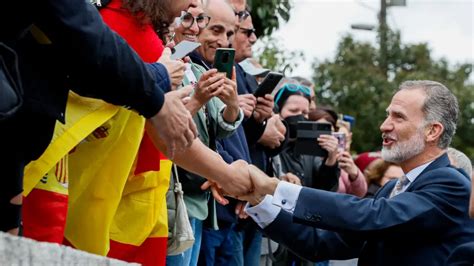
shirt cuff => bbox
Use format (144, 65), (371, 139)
(244, 195), (281, 229)
(272, 181), (303, 214)
(217, 105), (244, 131)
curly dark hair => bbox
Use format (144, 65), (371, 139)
(121, 0), (171, 32)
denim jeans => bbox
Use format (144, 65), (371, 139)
(166, 218), (203, 266)
(243, 227), (262, 266)
(198, 223), (239, 266)
(229, 223), (262, 266)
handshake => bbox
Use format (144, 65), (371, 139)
(202, 160), (281, 206)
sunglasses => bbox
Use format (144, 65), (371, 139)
(180, 11), (211, 29)
(234, 10), (250, 22)
(274, 83), (311, 104)
(238, 27), (256, 38)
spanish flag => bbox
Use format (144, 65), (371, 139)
(64, 107), (145, 255)
(107, 139), (171, 266)
(22, 93), (119, 243)
(23, 158), (69, 244)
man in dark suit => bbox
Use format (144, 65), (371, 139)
(239, 80), (474, 265)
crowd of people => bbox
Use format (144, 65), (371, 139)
(1, 0), (473, 265)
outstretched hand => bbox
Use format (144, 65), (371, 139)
(201, 180), (229, 206)
(237, 165), (280, 206)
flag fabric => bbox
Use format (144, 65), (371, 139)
(107, 149), (171, 266)
(22, 93), (118, 243)
(22, 158), (69, 243)
(23, 93), (118, 196)
(64, 107), (145, 255)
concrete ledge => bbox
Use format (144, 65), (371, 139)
(0, 232), (138, 265)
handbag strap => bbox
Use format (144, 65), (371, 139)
(172, 164), (184, 195)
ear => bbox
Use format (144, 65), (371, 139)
(425, 122), (444, 145)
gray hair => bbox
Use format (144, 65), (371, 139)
(448, 147), (472, 178)
(398, 80), (459, 149)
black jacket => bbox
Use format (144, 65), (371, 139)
(273, 142), (339, 191)
(0, 0), (166, 123)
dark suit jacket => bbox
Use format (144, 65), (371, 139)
(446, 241), (474, 265)
(264, 153), (474, 266)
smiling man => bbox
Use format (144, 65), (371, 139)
(240, 80), (474, 266)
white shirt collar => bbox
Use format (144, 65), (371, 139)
(404, 160), (433, 183)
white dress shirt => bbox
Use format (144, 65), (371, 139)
(245, 181), (302, 228)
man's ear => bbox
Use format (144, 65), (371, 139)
(426, 122), (444, 145)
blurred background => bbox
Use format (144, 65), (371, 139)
(248, 0), (474, 160)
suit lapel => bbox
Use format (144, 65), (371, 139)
(375, 153), (450, 198)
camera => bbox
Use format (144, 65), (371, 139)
(294, 121), (332, 157)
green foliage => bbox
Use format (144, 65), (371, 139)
(312, 31), (474, 160)
(248, 0), (291, 36)
(254, 36), (305, 75)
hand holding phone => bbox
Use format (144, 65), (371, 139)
(170, 40), (201, 60)
(253, 72), (283, 97)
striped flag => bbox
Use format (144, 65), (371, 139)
(22, 93), (119, 244)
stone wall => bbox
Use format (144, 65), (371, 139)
(0, 232), (138, 265)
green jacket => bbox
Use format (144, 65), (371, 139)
(179, 62), (243, 223)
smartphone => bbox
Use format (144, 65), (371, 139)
(170, 40), (201, 60)
(332, 132), (346, 152)
(213, 48), (235, 78)
(253, 72), (284, 97)
(294, 121), (332, 157)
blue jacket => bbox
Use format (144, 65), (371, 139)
(264, 153), (474, 265)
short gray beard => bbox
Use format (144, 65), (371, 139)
(382, 127), (426, 163)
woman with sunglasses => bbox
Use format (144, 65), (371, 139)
(166, 3), (243, 266)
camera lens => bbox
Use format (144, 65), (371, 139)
(222, 52), (229, 63)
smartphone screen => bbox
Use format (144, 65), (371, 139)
(332, 132), (346, 152)
(213, 48), (235, 78)
(170, 41), (201, 60)
(254, 72), (283, 97)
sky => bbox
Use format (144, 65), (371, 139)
(256, 0), (474, 80)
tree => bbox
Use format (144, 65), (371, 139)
(248, 0), (292, 37)
(254, 36), (305, 75)
(312, 31), (474, 160)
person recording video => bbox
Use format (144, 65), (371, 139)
(271, 83), (339, 191)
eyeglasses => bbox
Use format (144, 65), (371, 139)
(234, 10), (250, 22)
(238, 27), (256, 38)
(179, 11), (211, 29)
(274, 83), (311, 104)
(165, 32), (175, 45)
(157, 26), (175, 45)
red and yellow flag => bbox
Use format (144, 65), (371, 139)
(23, 158), (69, 243)
(108, 139), (171, 265)
(22, 93), (119, 244)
